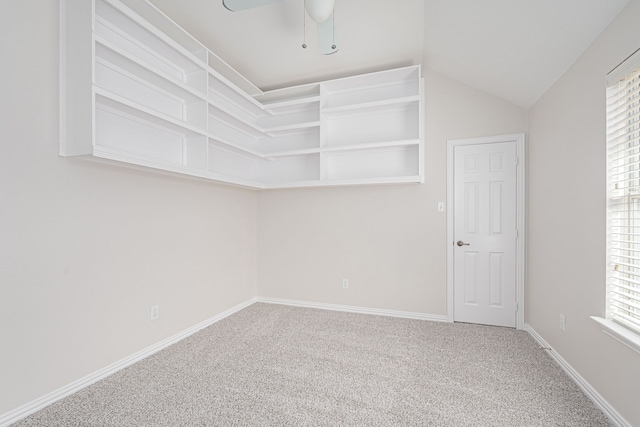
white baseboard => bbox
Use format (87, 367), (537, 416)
(0, 297), (258, 427)
(257, 296), (450, 323)
(524, 324), (631, 427)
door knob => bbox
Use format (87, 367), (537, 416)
(456, 240), (470, 247)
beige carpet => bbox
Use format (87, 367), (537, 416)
(14, 303), (612, 426)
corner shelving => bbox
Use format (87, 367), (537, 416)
(94, 43), (207, 130)
(258, 128), (321, 156)
(94, 38), (207, 102)
(322, 96), (420, 117)
(321, 145), (420, 181)
(60, 0), (424, 189)
(95, 0), (207, 86)
(94, 88), (207, 137)
(117, 0), (209, 63)
(94, 90), (208, 169)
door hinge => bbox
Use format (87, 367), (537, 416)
(515, 302), (519, 312)
(516, 156), (519, 167)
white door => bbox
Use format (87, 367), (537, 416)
(453, 141), (517, 327)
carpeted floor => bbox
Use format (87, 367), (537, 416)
(14, 303), (612, 426)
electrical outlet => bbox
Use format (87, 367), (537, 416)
(150, 305), (159, 321)
(342, 279), (349, 289)
(559, 314), (566, 332)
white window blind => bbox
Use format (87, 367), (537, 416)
(607, 52), (640, 335)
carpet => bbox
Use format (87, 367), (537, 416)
(13, 303), (613, 426)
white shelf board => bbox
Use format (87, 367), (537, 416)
(263, 175), (424, 189)
(118, 0), (209, 61)
(322, 139), (420, 154)
(255, 82), (320, 104)
(207, 136), (266, 160)
(206, 116), (319, 143)
(100, 0), (206, 71)
(263, 147), (322, 159)
(322, 95), (420, 118)
(262, 95), (321, 115)
(94, 87), (208, 137)
(95, 36), (207, 102)
(95, 59), (203, 120)
(209, 86), (265, 122)
(208, 101), (264, 137)
(208, 67), (265, 113)
(92, 145), (264, 189)
(264, 139), (420, 159)
(321, 65), (421, 94)
(264, 121), (321, 136)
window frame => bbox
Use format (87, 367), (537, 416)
(593, 48), (640, 354)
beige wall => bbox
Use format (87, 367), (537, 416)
(0, 1), (257, 414)
(6, 0), (639, 424)
(257, 69), (527, 315)
(527, 0), (640, 424)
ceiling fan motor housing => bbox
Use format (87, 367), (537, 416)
(305, 0), (334, 23)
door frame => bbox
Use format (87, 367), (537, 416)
(446, 133), (526, 329)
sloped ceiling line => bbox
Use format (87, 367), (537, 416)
(150, 0), (629, 108)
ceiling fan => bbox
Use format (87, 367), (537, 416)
(222, 0), (338, 55)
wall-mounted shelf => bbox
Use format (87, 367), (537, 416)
(94, 34), (205, 94)
(60, 0), (424, 189)
(321, 96), (420, 117)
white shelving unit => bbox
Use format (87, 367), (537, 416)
(60, 0), (424, 189)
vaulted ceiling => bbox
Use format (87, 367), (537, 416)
(149, 0), (630, 108)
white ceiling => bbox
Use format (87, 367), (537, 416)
(149, 0), (630, 109)
(424, 0), (630, 108)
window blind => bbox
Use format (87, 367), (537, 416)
(607, 56), (640, 335)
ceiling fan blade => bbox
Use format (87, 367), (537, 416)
(317, 13), (338, 55)
(222, 0), (285, 12)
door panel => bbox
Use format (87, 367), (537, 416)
(465, 182), (479, 234)
(464, 251), (479, 304)
(489, 252), (503, 306)
(454, 141), (516, 327)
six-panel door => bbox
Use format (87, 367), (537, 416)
(453, 141), (517, 327)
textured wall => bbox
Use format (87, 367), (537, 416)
(0, 0), (258, 415)
(527, 0), (640, 424)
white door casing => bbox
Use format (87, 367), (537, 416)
(447, 134), (525, 329)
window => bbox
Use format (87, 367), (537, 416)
(606, 50), (640, 338)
